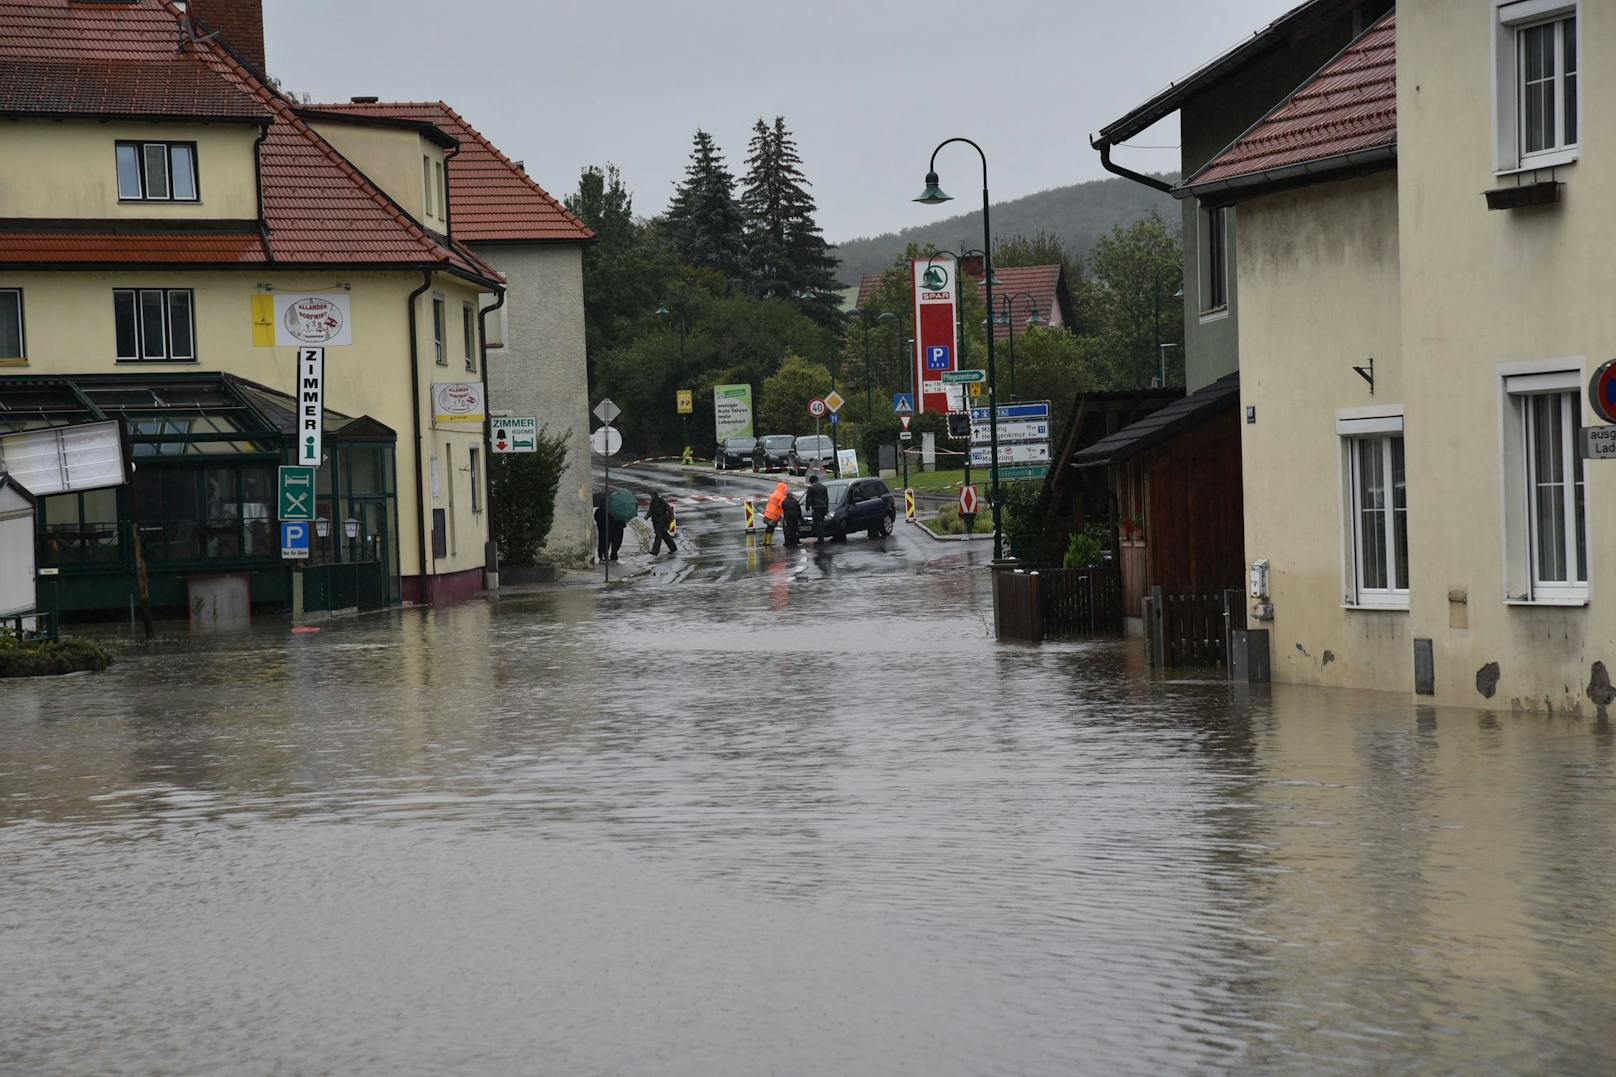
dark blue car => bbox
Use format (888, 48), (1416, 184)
(818, 478), (897, 540)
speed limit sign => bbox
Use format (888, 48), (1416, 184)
(807, 397), (828, 419)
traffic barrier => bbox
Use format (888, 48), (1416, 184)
(904, 488), (916, 522)
(743, 498), (756, 532)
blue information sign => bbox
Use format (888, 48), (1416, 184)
(280, 520), (311, 560)
(925, 345), (952, 371)
(892, 392), (915, 415)
(969, 401), (1052, 423)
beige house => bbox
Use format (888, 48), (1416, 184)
(0, 0), (501, 616)
(1186, 2), (1612, 710)
(306, 101), (597, 562)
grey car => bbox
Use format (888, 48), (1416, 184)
(788, 434), (837, 476)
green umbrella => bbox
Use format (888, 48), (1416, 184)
(607, 488), (639, 523)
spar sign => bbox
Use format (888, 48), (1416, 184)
(912, 255), (959, 414)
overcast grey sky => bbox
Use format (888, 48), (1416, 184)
(267, 0), (1297, 243)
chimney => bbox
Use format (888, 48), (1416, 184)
(189, 0), (266, 76)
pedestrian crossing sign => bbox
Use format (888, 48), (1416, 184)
(893, 393), (915, 415)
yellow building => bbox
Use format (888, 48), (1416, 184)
(0, 0), (503, 616)
(1186, 3), (1614, 711)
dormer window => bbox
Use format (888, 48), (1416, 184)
(117, 142), (199, 202)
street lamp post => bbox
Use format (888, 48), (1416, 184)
(917, 138), (1007, 559)
(656, 297), (691, 452)
(993, 292), (1045, 402)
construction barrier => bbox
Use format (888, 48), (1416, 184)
(743, 498), (756, 532)
(904, 488), (916, 521)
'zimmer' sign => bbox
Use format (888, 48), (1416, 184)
(298, 348), (324, 466)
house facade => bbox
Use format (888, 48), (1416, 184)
(0, 0), (501, 617)
(1205, 1), (1615, 710)
(307, 101), (597, 561)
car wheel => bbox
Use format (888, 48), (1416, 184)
(869, 515), (891, 539)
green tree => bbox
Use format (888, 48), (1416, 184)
(666, 129), (745, 281)
(1079, 212), (1184, 388)
(758, 355), (834, 435)
(566, 163), (666, 371)
(488, 429), (570, 566)
(1010, 326), (1100, 433)
(993, 229), (1083, 294)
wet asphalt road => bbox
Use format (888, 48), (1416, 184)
(3, 463), (1616, 1075)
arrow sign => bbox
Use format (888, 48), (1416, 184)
(297, 348), (324, 466)
(941, 369), (985, 384)
(495, 428), (509, 451)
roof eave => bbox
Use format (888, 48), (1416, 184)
(0, 109), (270, 125)
(1176, 144), (1397, 202)
(294, 107), (460, 150)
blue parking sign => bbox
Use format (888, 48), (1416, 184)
(281, 521), (310, 560)
(926, 345), (952, 371)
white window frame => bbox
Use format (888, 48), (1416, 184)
(423, 156), (435, 218)
(1198, 203), (1230, 317)
(1494, 0), (1581, 173)
(1500, 363), (1588, 604)
(115, 141), (200, 203)
(432, 294), (446, 365)
(1337, 408), (1409, 610)
(0, 288), (24, 361)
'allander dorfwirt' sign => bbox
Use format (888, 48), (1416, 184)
(274, 293), (353, 347)
(432, 382), (485, 426)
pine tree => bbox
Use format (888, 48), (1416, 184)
(665, 129), (745, 282)
(739, 117), (842, 327)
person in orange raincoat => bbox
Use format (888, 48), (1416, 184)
(762, 481), (789, 545)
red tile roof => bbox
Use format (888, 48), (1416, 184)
(1184, 12), (1396, 193)
(0, 0), (501, 281)
(308, 101), (595, 244)
(854, 264), (1072, 340)
(0, 229), (267, 263)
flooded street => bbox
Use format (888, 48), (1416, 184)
(4, 468), (1616, 1075)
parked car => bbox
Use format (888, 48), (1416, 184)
(752, 434), (796, 472)
(819, 478), (897, 540)
(714, 436), (757, 470)
(788, 434), (837, 476)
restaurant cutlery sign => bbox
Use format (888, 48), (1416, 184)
(432, 382), (485, 426)
(275, 292), (353, 347)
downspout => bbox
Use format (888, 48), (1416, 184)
(252, 122), (275, 260)
(406, 270), (434, 603)
(478, 286), (506, 587)
(1092, 138), (1176, 194)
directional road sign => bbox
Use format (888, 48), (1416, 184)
(971, 419), (1050, 445)
(296, 347), (324, 466)
(492, 416), (537, 454)
(892, 393), (915, 416)
(942, 369), (986, 384)
(970, 442), (1052, 466)
(280, 520), (311, 560)
(807, 397), (828, 419)
(593, 398), (621, 425)
(959, 485), (980, 515)
(676, 389), (694, 416)
(590, 425), (623, 456)
(824, 390), (845, 414)
(994, 464), (1051, 481)
(969, 400), (1051, 423)
(277, 465), (316, 521)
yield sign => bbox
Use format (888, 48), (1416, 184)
(900, 415), (912, 431)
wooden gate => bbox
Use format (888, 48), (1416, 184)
(1145, 587), (1247, 668)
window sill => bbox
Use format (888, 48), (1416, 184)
(115, 358), (198, 364)
(1341, 602), (1409, 612)
(1504, 596), (1589, 608)
(1496, 150), (1578, 176)
(1198, 307), (1229, 324)
(117, 198), (202, 206)
(0, 357), (27, 367)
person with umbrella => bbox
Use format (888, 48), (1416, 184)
(647, 491), (678, 557)
(596, 488), (636, 562)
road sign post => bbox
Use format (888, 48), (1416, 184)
(593, 398), (622, 583)
(296, 348), (324, 467)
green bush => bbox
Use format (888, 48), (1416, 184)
(489, 429), (569, 567)
(1063, 526), (1106, 568)
(0, 635), (113, 678)
(928, 504), (994, 536)
(1001, 479), (1071, 566)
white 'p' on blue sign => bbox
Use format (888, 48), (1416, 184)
(281, 521), (311, 560)
(926, 345), (952, 371)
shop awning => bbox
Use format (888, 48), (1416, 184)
(1073, 373), (1240, 468)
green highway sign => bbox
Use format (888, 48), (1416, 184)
(942, 369), (986, 384)
(278, 465), (316, 521)
(992, 464), (1050, 481)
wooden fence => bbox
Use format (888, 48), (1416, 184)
(1145, 587), (1247, 668)
(993, 566), (1123, 643)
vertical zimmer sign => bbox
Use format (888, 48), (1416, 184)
(298, 347), (324, 466)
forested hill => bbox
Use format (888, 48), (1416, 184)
(829, 173), (1178, 285)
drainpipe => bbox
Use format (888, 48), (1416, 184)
(252, 122), (274, 260)
(406, 270), (434, 604)
(1092, 138), (1175, 194)
(477, 286), (505, 588)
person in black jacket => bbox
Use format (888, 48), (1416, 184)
(594, 493), (626, 562)
(804, 475), (830, 543)
(646, 491), (678, 556)
(781, 489), (803, 547)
